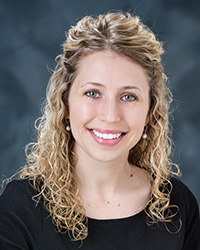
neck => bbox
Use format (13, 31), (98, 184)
(74, 150), (131, 196)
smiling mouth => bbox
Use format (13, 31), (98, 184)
(92, 129), (124, 140)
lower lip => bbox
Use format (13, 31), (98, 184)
(89, 130), (125, 147)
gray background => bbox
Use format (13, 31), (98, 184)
(0, 0), (200, 206)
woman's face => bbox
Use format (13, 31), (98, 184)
(68, 50), (150, 163)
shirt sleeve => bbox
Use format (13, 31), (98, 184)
(180, 181), (200, 250)
(0, 180), (43, 250)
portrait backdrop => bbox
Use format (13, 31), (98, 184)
(0, 0), (200, 206)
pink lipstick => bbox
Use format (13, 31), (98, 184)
(89, 129), (126, 146)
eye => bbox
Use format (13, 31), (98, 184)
(84, 90), (100, 98)
(121, 94), (137, 102)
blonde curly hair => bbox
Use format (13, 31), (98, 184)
(19, 12), (180, 241)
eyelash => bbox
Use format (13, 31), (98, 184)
(84, 90), (138, 102)
(121, 94), (138, 102)
(84, 90), (101, 98)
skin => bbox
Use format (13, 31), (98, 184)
(68, 50), (151, 219)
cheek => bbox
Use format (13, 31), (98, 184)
(126, 107), (148, 124)
(69, 100), (97, 127)
(81, 102), (97, 116)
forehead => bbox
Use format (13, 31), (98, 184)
(72, 50), (150, 91)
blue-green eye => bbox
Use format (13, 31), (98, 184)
(121, 94), (137, 102)
(85, 90), (100, 98)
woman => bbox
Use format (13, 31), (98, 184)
(0, 12), (199, 249)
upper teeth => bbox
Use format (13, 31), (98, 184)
(92, 129), (122, 139)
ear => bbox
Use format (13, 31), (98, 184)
(145, 113), (150, 126)
(66, 109), (70, 119)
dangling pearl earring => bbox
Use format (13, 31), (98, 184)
(142, 126), (147, 139)
(66, 125), (71, 131)
(65, 118), (71, 131)
(142, 133), (147, 139)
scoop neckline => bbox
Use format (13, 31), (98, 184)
(87, 209), (145, 225)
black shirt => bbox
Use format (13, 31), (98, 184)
(0, 178), (199, 249)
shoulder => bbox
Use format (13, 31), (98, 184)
(0, 179), (43, 249)
(169, 178), (200, 246)
(171, 178), (200, 249)
(170, 177), (199, 208)
(0, 179), (44, 224)
(0, 179), (39, 209)
(170, 177), (200, 247)
(1, 178), (37, 195)
(169, 177), (200, 216)
(0, 178), (43, 222)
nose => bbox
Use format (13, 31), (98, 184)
(98, 97), (121, 123)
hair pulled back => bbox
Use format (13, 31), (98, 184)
(19, 12), (180, 241)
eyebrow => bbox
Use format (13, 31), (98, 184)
(80, 82), (142, 92)
(80, 82), (104, 88)
(121, 85), (142, 92)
